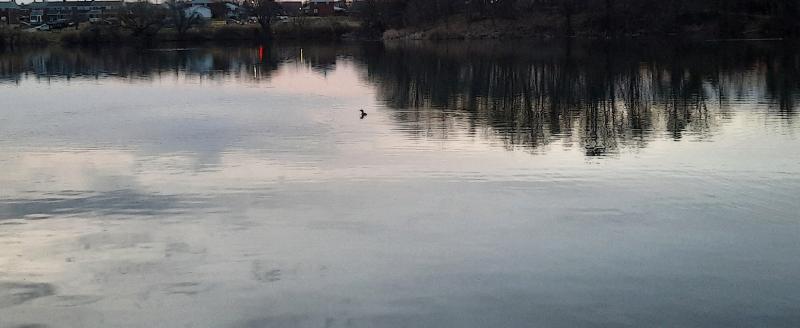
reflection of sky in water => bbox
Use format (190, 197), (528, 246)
(0, 44), (799, 327)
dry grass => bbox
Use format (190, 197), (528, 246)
(272, 17), (360, 40)
(56, 17), (360, 46)
(0, 25), (50, 48)
(383, 14), (562, 41)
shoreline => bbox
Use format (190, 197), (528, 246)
(379, 13), (796, 42)
(3, 22), (797, 50)
(1, 17), (360, 48)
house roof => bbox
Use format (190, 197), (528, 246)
(0, 1), (20, 9)
(23, 0), (123, 9)
(92, 1), (124, 6)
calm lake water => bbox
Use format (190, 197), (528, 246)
(1, 41), (799, 327)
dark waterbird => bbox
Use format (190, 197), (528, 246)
(360, 109), (367, 119)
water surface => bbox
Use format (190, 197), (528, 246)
(1, 41), (799, 327)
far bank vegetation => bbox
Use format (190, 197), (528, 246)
(3, 0), (358, 48)
(355, 0), (800, 40)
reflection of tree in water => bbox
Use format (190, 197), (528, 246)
(1, 41), (797, 156)
(0, 50), (25, 84)
(0, 43), (365, 83)
(764, 42), (800, 117)
(0, 46), (285, 82)
(361, 41), (799, 156)
(273, 43), (363, 76)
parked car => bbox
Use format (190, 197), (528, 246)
(35, 24), (50, 31)
(102, 18), (120, 26)
(48, 19), (69, 29)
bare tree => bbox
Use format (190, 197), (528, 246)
(167, 0), (201, 40)
(561, 0), (576, 37)
(774, 0), (800, 36)
(119, 1), (167, 38)
(488, 0), (516, 19)
(603, 0), (614, 36)
(71, 7), (80, 30)
(355, 0), (800, 38)
(246, 0), (282, 39)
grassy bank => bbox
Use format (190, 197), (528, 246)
(2, 17), (360, 48)
(382, 12), (793, 41)
(0, 26), (50, 48)
(383, 15), (560, 40)
(363, 0), (799, 41)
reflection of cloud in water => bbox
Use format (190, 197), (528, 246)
(1, 42), (799, 328)
(0, 282), (56, 309)
(0, 190), (203, 220)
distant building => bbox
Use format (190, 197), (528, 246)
(277, 1), (302, 16)
(189, 0), (240, 20)
(185, 5), (212, 20)
(190, 0), (212, 6)
(304, 0), (345, 16)
(0, 1), (22, 24)
(25, 0), (123, 25)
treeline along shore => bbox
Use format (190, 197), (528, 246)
(359, 0), (800, 40)
(2, 0), (800, 48)
(1, 0), (359, 48)
(2, 17), (357, 47)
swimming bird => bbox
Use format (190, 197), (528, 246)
(360, 109), (367, 119)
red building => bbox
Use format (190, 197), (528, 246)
(304, 0), (345, 16)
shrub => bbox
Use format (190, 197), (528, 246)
(211, 25), (260, 41)
(0, 27), (48, 48)
(61, 25), (124, 46)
